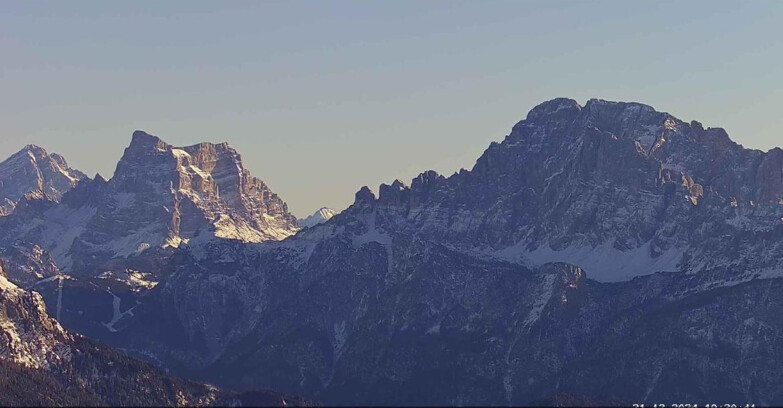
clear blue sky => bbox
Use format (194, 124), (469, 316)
(2, 1), (782, 217)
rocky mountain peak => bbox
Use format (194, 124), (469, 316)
(692, 125), (735, 149)
(0, 130), (299, 274)
(20, 144), (46, 156)
(114, 129), (299, 242)
(378, 179), (409, 205)
(525, 97), (581, 121)
(411, 170), (443, 190)
(128, 130), (169, 151)
(0, 145), (87, 216)
(337, 97), (783, 282)
(354, 186), (376, 205)
(119, 131), (240, 186)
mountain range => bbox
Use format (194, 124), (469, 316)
(2, 98), (783, 405)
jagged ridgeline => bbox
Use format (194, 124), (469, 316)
(1, 99), (783, 406)
(0, 131), (299, 274)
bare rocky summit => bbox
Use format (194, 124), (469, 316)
(114, 131), (299, 244)
(0, 145), (86, 216)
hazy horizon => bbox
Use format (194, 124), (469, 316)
(3, 1), (782, 217)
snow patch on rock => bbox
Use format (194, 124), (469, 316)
(495, 240), (684, 282)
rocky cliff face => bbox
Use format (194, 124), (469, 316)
(0, 131), (299, 276)
(111, 131), (298, 244)
(356, 98), (783, 281)
(0, 243), (60, 288)
(0, 262), (72, 370)
(0, 145), (86, 216)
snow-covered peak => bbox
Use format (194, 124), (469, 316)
(0, 145), (87, 216)
(299, 207), (338, 228)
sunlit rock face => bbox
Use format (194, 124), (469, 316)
(0, 130), (299, 275)
(0, 145), (86, 216)
(112, 131), (299, 244)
